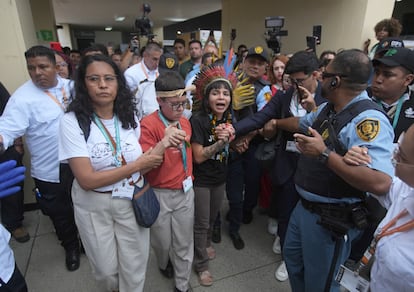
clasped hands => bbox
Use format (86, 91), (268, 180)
(215, 123), (235, 144)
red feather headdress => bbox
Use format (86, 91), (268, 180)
(193, 65), (238, 101)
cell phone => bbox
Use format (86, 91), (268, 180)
(294, 81), (303, 101)
(306, 36), (317, 52)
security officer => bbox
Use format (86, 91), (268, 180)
(349, 47), (414, 262)
(275, 49), (394, 291)
(224, 46), (272, 250)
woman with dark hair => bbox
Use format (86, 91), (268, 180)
(363, 18), (403, 59)
(58, 54), (163, 291)
(190, 65), (235, 286)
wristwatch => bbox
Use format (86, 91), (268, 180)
(318, 148), (331, 164)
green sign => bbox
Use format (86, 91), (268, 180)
(37, 30), (54, 41)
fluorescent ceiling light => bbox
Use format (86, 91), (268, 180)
(166, 18), (187, 22)
(105, 26), (113, 31)
(115, 16), (126, 22)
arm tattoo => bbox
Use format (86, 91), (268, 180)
(202, 140), (226, 159)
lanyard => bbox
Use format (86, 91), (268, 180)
(375, 208), (414, 242)
(157, 110), (188, 175)
(92, 113), (122, 167)
(141, 62), (158, 80)
(377, 95), (405, 129)
(45, 87), (68, 111)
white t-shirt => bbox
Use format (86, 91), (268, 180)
(124, 61), (159, 120)
(370, 177), (414, 291)
(0, 76), (72, 182)
(59, 112), (142, 192)
(0, 225), (14, 286)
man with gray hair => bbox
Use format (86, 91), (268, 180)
(124, 42), (163, 119)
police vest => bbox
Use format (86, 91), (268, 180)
(295, 99), (384, 199)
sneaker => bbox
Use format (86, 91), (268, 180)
(229, 232), (245, 250)
(11, 227), (30, 243)
(275, 261), (289, 282)
(267, 218), (278, 235)
(272, 236), (281, 254)
(212, 225), (221, 243)
(206, 246), (216, 260)
(198, 270), (213, 286)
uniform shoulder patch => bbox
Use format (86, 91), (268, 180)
(356, 118), (380, 142)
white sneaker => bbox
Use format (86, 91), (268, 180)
(275, 261), (289, 282)
(267, 218), (278, 235)
(272, 236), (281, 254)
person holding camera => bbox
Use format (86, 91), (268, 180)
(271, 49), (394, 291)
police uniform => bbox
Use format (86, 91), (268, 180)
(226, 46), (272, 235)
(283, 91), (394, 292)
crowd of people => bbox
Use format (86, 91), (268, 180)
(0, 16), (413, 292)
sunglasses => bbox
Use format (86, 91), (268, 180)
(321, 72), (348, 79)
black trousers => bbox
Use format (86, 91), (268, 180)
(0, 148), (24, 231)
(33, 164), (79, 251)
(0, 263), (28, 292)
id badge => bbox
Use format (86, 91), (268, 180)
(112, 179), (134, 200)
(286, 140), (300, 153)
(335, 265), (369, 292)
(182, 176), (193, 193)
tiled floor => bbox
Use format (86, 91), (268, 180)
(9, 204), (292, 291)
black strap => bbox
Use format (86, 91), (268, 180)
(324, 237), (342, 292)
(75, 113), (91, 142)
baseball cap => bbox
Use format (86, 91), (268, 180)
(245, 46), (269, 62)
(375, 37), (405, 54)
(158, 52), (179, 73)
(373, 47), (414, 74)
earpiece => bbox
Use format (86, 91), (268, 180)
(330, 78), (338, 88)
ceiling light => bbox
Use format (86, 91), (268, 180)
(105, 26), (113, 31)
(177, 30), (182, 35)
(115, 16), (126, 22)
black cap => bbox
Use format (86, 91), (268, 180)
(158, 52), (179, 73)
(245, 46), (269, 62)
(376, 37), (405, 54)
(373, 47), (414, 74)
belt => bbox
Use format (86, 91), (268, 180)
(93, 190), (112, 194)
(301, 197), (360, 221)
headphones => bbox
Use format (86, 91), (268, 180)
(330, 78), (338, 88)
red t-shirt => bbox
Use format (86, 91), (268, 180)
(139, 111), (193, 189)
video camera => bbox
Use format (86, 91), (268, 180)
(134, 3), (153, 37)
(264, 16), (288, 54)
(306, 25), (322, 52)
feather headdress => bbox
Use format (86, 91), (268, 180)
(193, 65), (238, 101)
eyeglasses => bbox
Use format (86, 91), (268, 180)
(392, 132), (414, 167)
(290, 74), (311, 85)
(162, 99), (189, 111)
(85, 75), (117, 85)
(56, 62), (68, 68)
(321, 72), (348, 79)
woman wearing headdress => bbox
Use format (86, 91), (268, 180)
(190, 65), (236, 286)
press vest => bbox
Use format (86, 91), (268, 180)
(295, 99), (384, 199)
